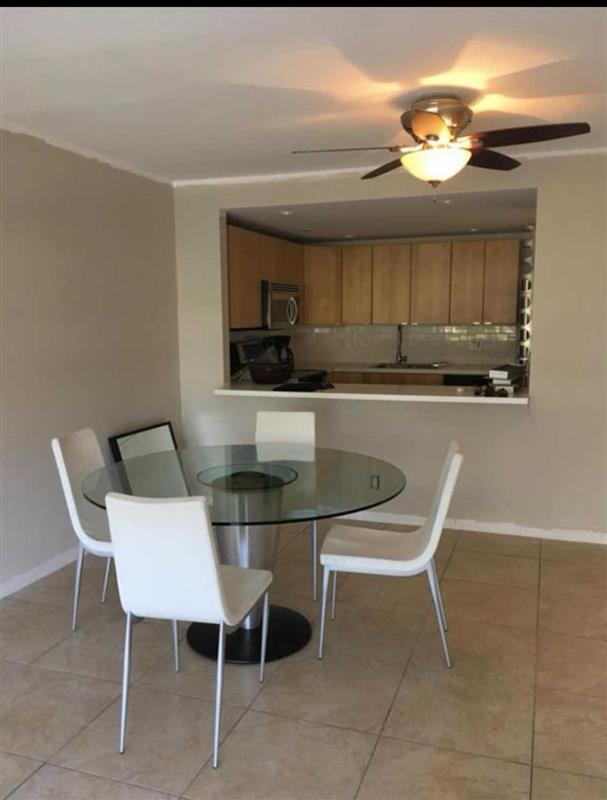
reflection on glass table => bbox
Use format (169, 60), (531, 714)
(82, 445), (406, 663)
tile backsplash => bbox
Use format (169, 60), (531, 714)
(290, 324), (518, 366)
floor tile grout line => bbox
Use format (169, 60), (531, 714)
(527, 763), (607, 783)
(242, 702), (392, 738)
(351, 544), (456, 800)
(528, 539), (543, 800)
(453, 547), (542, 562)
(44, 690), (124, 766)
(3, 761), (47, 800)
(378, 732), (533, 768)
(179, 703), (250, 799)
(442, 573), (540, 592)
(5, 760), (181, 800)
(43, 687), (228, 798)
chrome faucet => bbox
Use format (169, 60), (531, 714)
(395, 323), (408, 365)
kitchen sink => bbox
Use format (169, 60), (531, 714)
(374, 362), (448, 369)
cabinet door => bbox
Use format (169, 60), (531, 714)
(302, 246), (342, 324)
(484, 239), (520, 324)
(363, 372), (443, 385)
(280, 238), (304, 286)
(257, 231), (281, 283)
(450, 240), (485, 324)
(342, 246), (372, 324)
(372, 244), (411, 324)
(410, 242), (452, 324)
(227, 225), (262, 329)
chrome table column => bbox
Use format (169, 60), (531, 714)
(185, 521), (312, 663)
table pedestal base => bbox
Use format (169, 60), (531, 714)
(186, 605), (312, 664)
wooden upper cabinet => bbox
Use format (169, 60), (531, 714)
(341, 246), (372, 324)
(302, 246), (342, 324)
(280, 238), (304, 287)
(227, 224), (262, 329)
(450, 241), (485, 324)
(410, 242), (452, 324)
(483, 239), (520, 324)
(372, 244), (411, 324)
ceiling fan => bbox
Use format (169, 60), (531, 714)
(293, 95), (591, 187)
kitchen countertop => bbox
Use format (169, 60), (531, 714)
(298, 362), (496, 375)
(215, 381), (529, 405)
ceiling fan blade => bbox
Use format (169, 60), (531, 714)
(465, 122), (590, 149)
(292, 146), (397, 154)
(409, 110), (451, 142)
(361, 159), (403, 180)
(468, 149), (521, 171)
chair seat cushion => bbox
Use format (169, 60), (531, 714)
(320, 524), (428, 576)
(221, 565), (273, 626)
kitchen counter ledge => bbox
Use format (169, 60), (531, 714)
(215, 382), (529, 405)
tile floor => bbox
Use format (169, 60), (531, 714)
(1, 523), (606, 799)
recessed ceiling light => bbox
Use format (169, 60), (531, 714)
(438, 198), (452, 205)
(279, 209), (295, 216)
(344, 234), (354, 239)
(469, 227), (478, 232)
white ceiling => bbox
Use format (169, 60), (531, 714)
(3, 7), (606, 182)
(228, 189), (537, 242)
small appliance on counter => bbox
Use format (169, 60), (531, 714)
(274, 370), (334, 392)
(230, 335), (294, 383)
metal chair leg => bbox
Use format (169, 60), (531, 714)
(171, 620), (180, 672)
(101, 556), (112, 604)
(427, 568), (451, 668)
(317, 567), (330, 659)
(71, 545), (85, 631)
(119, 611), (133, 753)
(330, 571), (338, 620)
(431, 558), (448, 631)
(259, 592), (270, 683)
(212, 622), (226, 769)
(310, 521), (318, 601)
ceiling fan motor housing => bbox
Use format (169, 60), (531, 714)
(401, 96), (473, 142)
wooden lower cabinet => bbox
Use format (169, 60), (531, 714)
(332, 371), (443, 386)
(332, 371), (366, 383)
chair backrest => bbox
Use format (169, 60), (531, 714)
(51, 428), (106, 551)
(417, 441), (464, 564)
(255, 411), (315, 445)
(106, 493), (229, 623)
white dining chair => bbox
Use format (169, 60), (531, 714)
(106, 493), (272, 768)
(52, 428), (117, 629)
(317, 441), (464, 667)
(255, 411), (320, 600)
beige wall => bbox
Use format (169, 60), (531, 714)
(174, 154), (607, 535)
(1, 131), (181, 592)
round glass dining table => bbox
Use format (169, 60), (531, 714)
(82, 444), (406, 663)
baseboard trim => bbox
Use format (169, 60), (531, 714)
(2, 513), (605, 599)
(343, 511), (607, 545)
(0, 545), (79, 599)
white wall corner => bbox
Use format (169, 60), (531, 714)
(0, 545), (79, 599)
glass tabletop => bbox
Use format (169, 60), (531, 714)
(82, 444), (406, 527)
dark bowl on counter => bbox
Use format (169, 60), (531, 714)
(250, 362), (294, 384)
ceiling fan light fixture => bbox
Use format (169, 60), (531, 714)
(400, 146), (471, 187)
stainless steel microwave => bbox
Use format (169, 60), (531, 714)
(261, 281), (300, 330)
